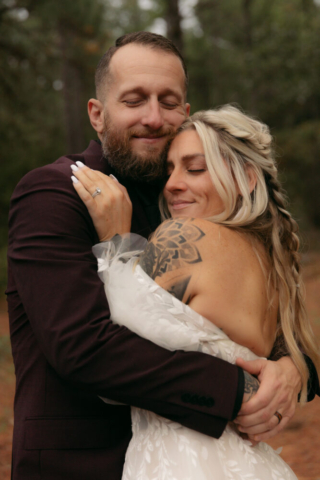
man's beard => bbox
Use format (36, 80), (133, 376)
(101, 116), (176, 182)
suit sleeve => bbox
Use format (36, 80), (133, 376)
(7, 164), (243, 438)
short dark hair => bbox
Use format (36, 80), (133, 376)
(95, 31), (188, 101)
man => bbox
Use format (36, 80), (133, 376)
(7, 31), (319, 480)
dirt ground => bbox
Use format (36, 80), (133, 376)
(1, 253), (320, 479)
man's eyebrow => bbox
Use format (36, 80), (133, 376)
(118, 87), (145, 98)
(158, 88), (184, 101)
(118, 86), (183, 100)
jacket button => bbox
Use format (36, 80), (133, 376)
(205, 398), (215, 408)
(181, 393), (191, 403)
(189, 394), (198, 405)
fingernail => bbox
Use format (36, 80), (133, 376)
(76, 161), (85, 168)
(109, 174), (118, 182)
(71, 165), (79, 172)
(71, 176), (79, 184)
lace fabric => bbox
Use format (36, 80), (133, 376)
(94, 234), (298, 480)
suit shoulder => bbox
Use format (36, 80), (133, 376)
(17, 156), (79, 186)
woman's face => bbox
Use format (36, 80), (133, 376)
(164, 129), (225, 218)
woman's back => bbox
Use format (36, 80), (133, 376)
(139, 217), (279, 358)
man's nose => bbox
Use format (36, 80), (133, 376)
(141, 100), (165, 130)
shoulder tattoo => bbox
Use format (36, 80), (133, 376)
(139, 218), (205, 280)
(167, 276), (192, 302)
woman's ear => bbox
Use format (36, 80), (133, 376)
(88, 99), (104, 135)
(246, 166), (257, 193)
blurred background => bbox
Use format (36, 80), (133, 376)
(1, 0), (320, 289)
(0, 0), (320, 479)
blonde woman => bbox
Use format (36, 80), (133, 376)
(72, 105), (319, 479)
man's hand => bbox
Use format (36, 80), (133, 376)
(234, 356), (301, 442)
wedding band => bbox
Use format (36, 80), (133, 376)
(274, 411), (282, 424)
(92, 187), (102, 198)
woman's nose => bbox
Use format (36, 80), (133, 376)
(165, 170), (187, 192)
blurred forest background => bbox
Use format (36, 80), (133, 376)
(1, 0), (320, 291)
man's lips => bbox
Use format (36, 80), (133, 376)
(131, 135), (167, 144)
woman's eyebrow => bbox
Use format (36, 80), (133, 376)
(166, 154), (205, 168)
(181, 154), (206, 161)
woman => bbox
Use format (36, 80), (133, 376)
(71, 105), (319, 479)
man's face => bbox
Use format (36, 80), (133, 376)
(100, 44), (190, 180)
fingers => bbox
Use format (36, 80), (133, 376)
(235, 408), (282, 433)
(71, 162), (117, 196)
(71, 162), (132, 241)
(95, 171), (131, 204)
(236, 357), (265, 377)
(71, 162), (131, 207)
(249, 418), (289, 442)
(71, 175), (97, 207)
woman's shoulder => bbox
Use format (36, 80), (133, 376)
(152, 216), (231, 242)
(154, 217), (252, 255)
(149, 217), (256, 262)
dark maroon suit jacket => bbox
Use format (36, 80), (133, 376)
(6, 141), (317, 480)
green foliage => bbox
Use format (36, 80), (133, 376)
(1, 0), (320, 291)
(275, 120), (320, 228)
(0, 335), (12, 364)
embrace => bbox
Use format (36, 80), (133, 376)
(7, 31), (320, 479)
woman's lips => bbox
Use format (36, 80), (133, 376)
(171, 201), (194, 210)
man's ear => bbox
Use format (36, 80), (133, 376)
(185, 103), (191, 117)
(88, 99), (104, 135)
(247, 166), (257, 193)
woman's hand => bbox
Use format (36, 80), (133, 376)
(71, 161), (132, 241)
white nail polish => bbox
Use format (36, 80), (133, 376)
(110, 174), (118, 182)
(76, 161), (85, 168)
(71, 164), (79, 172)
(71, 176), (79, 184)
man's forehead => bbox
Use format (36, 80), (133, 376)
(109, 43), (185, 87)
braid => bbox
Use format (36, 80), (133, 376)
(172, 105), (320, 403)
(265, 174), (318, 402)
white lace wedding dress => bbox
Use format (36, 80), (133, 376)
(94, 234), (298, 480)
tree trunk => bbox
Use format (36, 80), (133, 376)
(242, 0), (257, 113)
(165, 0), (184, 54)
(59, 23), (86, 154)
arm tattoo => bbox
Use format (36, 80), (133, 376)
(244, 371), (260, 401)
(167, 276), (191, 301)
(139, 218), (205, 280)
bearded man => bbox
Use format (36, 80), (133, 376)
(7, 31), (319, 480)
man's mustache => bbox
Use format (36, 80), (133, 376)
(128, 126), (176, 139)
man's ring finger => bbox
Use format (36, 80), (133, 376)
(274, 411), (282, 424)
(92, 187), (102, 198)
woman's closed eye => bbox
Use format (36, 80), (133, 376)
(187, 169), (206, 174)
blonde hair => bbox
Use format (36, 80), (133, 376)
(160, 105), (319, 402)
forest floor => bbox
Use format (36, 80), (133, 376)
(0, 253), (320, 479)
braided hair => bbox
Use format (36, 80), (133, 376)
(160, 105), (319, 402)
